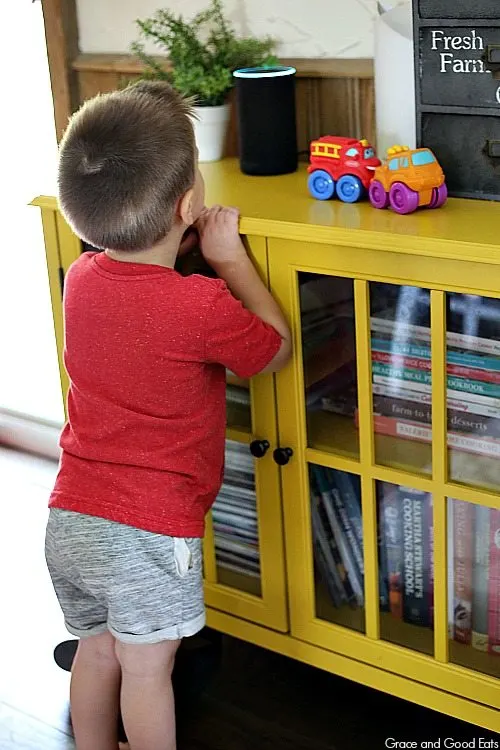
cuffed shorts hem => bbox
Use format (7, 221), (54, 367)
(110, 611), (207, 644)
(64, 621), (109, 639)
(64, 611), (206, 644)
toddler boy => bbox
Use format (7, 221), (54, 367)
(45, 80), (291, 750)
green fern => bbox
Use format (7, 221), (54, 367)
(132, 0), (278, 107)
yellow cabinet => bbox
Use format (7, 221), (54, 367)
(33, 160), (500, 734)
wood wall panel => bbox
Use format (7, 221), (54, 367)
(41, 0), (79, 139)
(72, 54), (376, 157)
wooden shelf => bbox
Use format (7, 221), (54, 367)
(72, 53), (374, 80)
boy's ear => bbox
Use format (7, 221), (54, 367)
(178, 187), (195, 226)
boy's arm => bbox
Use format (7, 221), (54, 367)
(196, 206), (292, 373)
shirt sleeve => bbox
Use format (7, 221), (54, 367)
(204, 280), (283, 378)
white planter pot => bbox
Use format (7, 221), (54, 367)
(192, 104), (231, 163)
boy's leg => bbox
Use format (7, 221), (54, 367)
(70, 630), (122, 750)
(115, 639), (180, 750)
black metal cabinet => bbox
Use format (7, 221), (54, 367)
(413, 3), (500, 199)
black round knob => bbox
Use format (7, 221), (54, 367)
(273, 447), (293, 466)
(249, 439), (270, 458)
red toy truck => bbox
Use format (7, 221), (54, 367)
(307, 136), (381, 203)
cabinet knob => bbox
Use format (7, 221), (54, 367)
(273, 447), (293, 466)
(249, 439), (270, 458)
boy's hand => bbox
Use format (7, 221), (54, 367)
(195, 206), (247, 269)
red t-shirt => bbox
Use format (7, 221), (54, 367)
(49, 252), (282, 537)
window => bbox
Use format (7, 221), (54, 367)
(411, 150), (435, 166)
(364, 147), (375, 159)
(400, 157), (409, 168)
(0, 2), (63, 425)
(346, 148), (359, 157)
(389, 158), (399, 171)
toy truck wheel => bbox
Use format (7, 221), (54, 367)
(336, 174), (364, 203)
(368, 180), (389, 209)
(308, 170), (335, 200)
(429, 182), (448, 209)
(389, 182), (419, 214)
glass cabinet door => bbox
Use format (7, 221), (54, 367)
(271, 238), (500, 716)
(377, 481), (434, 656)
(203, 236), (288, 632)
(212, 439), (261, 598)
(445, 293), (500, 493)
(300, 273), (359, 459)
(369, 282), (433, 476)
(309, 464), (365, 634)
(448, 498), (500, 680)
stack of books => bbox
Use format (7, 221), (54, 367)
(310, 465), (388, 610)
(313, 471), (500, 653)
(449, 501), (500, 655)
(378, 482), (434, 628)
(212, 440), (260, 579)
(369, 289), (500, 459)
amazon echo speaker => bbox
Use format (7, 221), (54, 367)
(233, 66), (297, 176)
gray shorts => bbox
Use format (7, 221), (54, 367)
(45, 508), (205, 644)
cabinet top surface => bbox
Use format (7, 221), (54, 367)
(34, 159), (500, 265)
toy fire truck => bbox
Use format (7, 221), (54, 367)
(307, 136), (381, 203)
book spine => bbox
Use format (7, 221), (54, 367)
(371, 337), (500, 372)
(372, 382), (500, 417)
(380, 485), (403, 619)
(311, 466), (363, 605)
(373, 374), (500, 409)
(313, 488), (358, 606)
(311, 497), (345, 607)
(373, 362), (500, 400)
(378, 510), (390, 612)
(329, 484), (365, 583)
(488, 509), (500, 655)
(373, 396), (500, 438)
(313, 539), (344, 608)
(327, 470), (364, 572)
(472, 505), (490, 652)
(370, 317), (500, 356)
(448, 501), (454, 638)
(453, 500), (474, 645)
(370, 414), (500, 459)
(401, 487), (431, 627)
(372, 350), (500, 384)
(372, 350), (431, 372)
(428, 495), (434, 628)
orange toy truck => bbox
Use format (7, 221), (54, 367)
(368, 145), (447, 214)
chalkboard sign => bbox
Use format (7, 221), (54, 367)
(413, 2), (500, 200)
(420, 27), (500, 108)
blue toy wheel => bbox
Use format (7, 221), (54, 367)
(336, 174), (364, 203)
(307, 169), (335, 200)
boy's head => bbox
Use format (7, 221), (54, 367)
(58, 80), (204, 252)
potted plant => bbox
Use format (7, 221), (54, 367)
(131, 0), (277, 162)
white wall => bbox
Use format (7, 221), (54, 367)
(77, 0), (378, 58)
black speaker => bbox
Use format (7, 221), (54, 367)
(233, 66), (298, 176)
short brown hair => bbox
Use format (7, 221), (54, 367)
(58, 80), (196, 251)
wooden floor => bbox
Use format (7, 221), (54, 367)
(0, 445), (497, 749)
